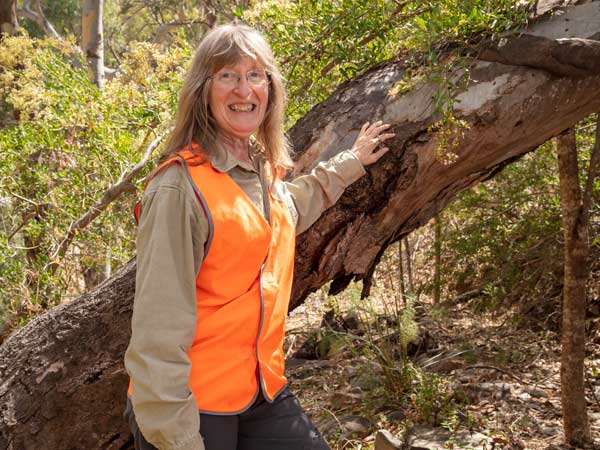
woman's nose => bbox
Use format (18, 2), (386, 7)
(232, 77), (252, 96)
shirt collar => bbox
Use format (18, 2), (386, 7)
(209, 140), (263, 174)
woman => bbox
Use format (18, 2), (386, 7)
(124, 24), (394, 450)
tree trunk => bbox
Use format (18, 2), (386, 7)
(556, 119), (599, 445)
(82, 0), (104, 90)
(0, 0), (17, 35)
(403, 237), (414, 294)
(2, 2), (600, 448)
(398, 240), (406, 306)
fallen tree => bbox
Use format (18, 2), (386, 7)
(1, 1), (600, 448)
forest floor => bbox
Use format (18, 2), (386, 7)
(284, 289), (600, 450)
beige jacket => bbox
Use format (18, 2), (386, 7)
(124, 148), (365, 450)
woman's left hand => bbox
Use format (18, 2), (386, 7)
(350, 120), (395, 166)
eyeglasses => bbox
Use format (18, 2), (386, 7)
(209, 69), (270, 86)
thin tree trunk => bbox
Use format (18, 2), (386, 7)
(403, 237), (414, 294)
(82, 0), (104, 89)
(556, 127), (591, 446)
(433, 214), (442, 305)
(0, 0), (18, 35)
(398, 240), (406, 306)
(105, 245), (112, 279)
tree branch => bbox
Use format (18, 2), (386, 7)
(581, 114), (600, 224)
(17, 0), (61, 40)
(479, 35), (600, 78)
(152, 18), (211, 43)
(49, 131), (167, 266)
(6, 203), (50, 241)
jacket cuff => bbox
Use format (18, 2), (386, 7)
(332, 150), (367, 186)
(153, 433), (205, 450)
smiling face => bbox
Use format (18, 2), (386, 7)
(208, 57), (270, 142)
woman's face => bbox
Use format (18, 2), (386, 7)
(208, 56), (270, 141)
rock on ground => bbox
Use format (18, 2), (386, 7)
(406, 425), (491, 450)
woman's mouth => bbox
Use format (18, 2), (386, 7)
(229, 103), (256, 112)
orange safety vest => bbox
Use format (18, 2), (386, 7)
(129, 146), (296, 414)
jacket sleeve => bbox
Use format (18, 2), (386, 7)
(284, 150), (366, 235)
(124, 165), (207, 450)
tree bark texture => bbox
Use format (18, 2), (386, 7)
(556, 128), (591, 445)
(0, 0), (17, 35)
(2, 1), (600, 449)
(82, 0), (104, 89)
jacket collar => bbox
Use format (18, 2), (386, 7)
(209, 139), (263, 174)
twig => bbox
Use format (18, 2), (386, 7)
(7, 208), (43, 241)
(285, 334), (298, 358)
(321, 407), (343, 432)
(49, 131), (167, 267)
(106, 38), (122, 66)
(9, 191), (40, 207)
(462, 364), (528, 385)
(152, 19), (211, 43)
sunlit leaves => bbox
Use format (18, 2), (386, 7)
(0, 35), (186, 323)
(245, 0), (532, 125)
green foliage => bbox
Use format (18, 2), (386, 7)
(316, 283), (463, 426)
(243, 0), (405, 122)
(417, 115), (599, 321)
(0, 35), (190, 327)
(42, 0), (82, 37)
(429, 142), (564, 309)
(397, 296), (418, 357)
(245, 0), (532, 124)
(405, 363), (458, 425)
(402, 0), (530, 52)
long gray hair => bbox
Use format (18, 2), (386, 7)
(160, 24), (293, 172)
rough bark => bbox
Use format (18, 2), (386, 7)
(0, 0), (17, 35)
(2, 1), (600, 449)
(0, 260), (136, 450)
(556, 118), (599, 445)
(82, 0), (104, 89)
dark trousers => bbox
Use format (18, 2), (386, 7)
(125, 387), (331, 450)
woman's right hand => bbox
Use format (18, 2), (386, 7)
(350, 120), (395, 166)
